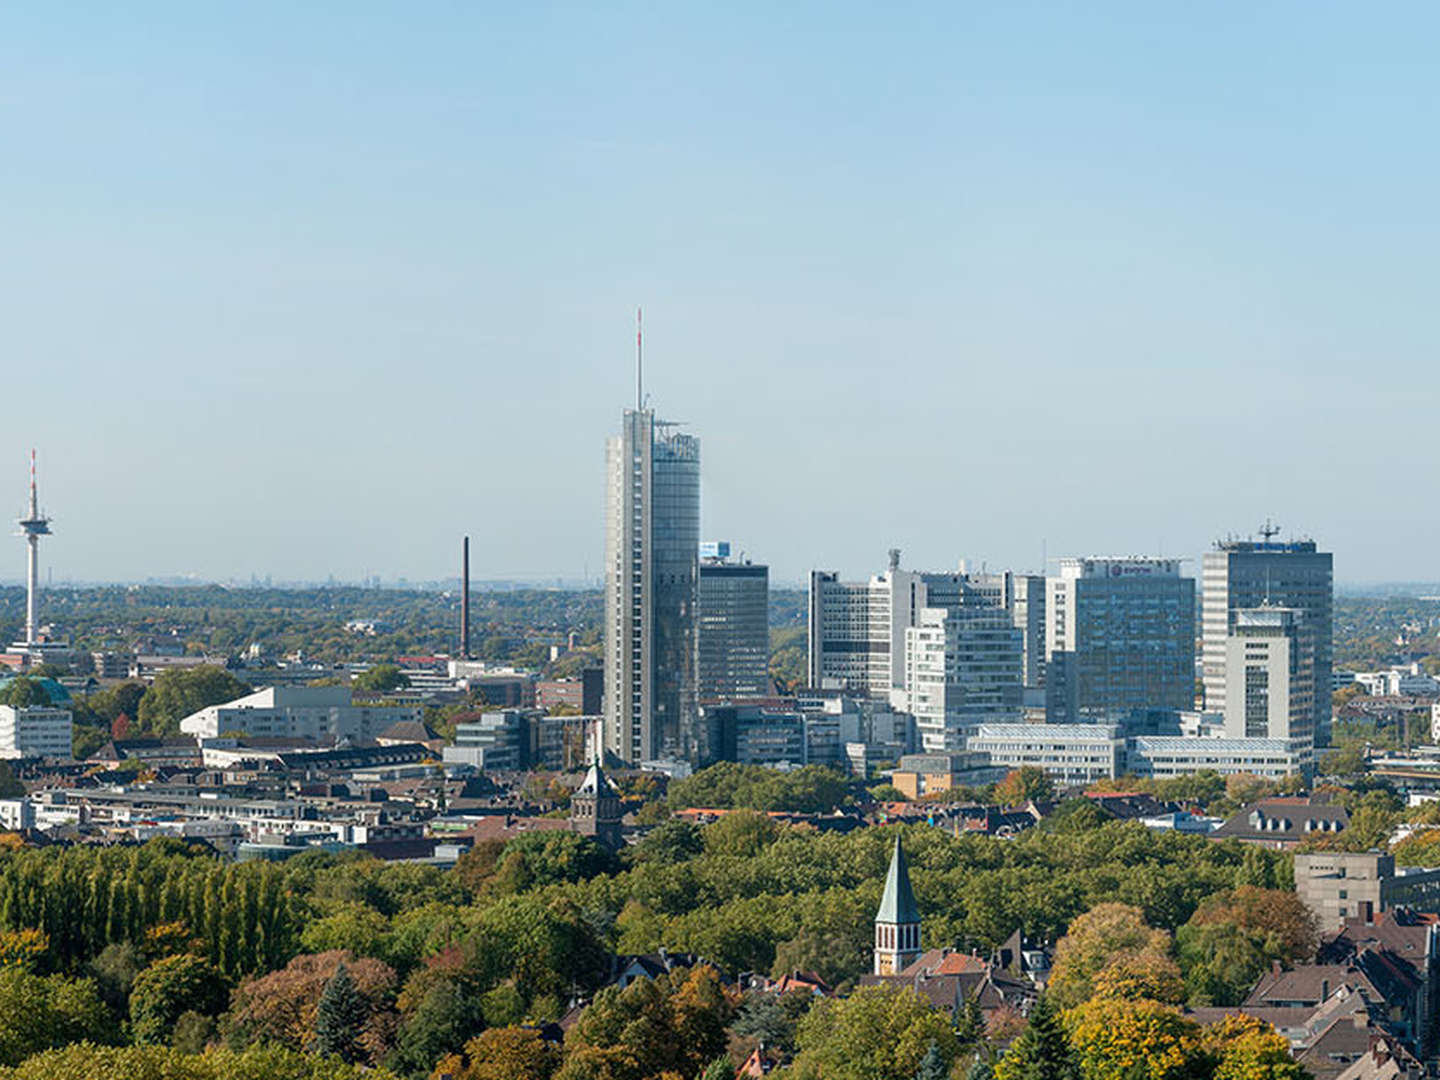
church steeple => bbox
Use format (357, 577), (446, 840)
(571, 754), (623, 849)
(873, 834), (921, 975)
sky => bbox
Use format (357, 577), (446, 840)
(2, 2), (1437, 587)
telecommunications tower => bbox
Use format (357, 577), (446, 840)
(17, 450), (51, 646)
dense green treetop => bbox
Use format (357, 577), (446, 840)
(134, 665), (251, 735)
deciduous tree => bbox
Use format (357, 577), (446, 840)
(1048, 904), (1172, 1010)
(792, 984), (959, 1080)
(994, 767), (1054, 807)
(1063, 997), (1203, 1080)
(130, 954), (229, 1045)
(136, 666), (250, 735)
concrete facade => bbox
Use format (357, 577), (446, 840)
(904, 605), (1023, 752)
(1128, 736), (1301, 779)
(1223, 606), (1317, 767)
(1294, 851), (1440, 930)
(1202, 539), (1333, 745)
(968, 722), (1124, 785)
(178, 686), (418, 742)
(0, 705), (71, 759)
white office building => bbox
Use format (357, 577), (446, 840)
(1222, 606), (1316, 767)
(1128, 736), (1301, 780)
(966, 571), (1048, 689)
(178, 686), (418, 741)
(1352, 666), (1440, 698)
(0, 705), (71, 759)
(904, 606), (1023, 752)
(968, 723), (1124, 786)
(809, 554), (1042, 700)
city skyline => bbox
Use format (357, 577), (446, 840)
(7, 5), (1440, 584)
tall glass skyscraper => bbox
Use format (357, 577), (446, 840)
(603, 408), (700, 764)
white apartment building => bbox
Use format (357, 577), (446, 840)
(0, 705), (72, 759)
(178, 686), (418, 741)
(904, 606), (1022, 752)
(1222, 606), (1316, 768)
(0, 799), (33, 830)
(968, 723), (1124, 786)
(1128, 736), (1301, 780)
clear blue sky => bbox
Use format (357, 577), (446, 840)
(3, 3), (1436, 585)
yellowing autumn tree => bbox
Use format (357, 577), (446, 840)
(1202, 1014), (1308, 1080)
(1064, 997), (1202, 1080)
(1048, 903), (1173, 1010)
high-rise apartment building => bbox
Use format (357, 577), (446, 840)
(698, 545), (769, 702)
(1045, 557), (1195, 723)
(1202, 538), (1333, 746)
(904, 605), (1023, 751)
(1222, 606), (1316, 766)
(603, 409), (701, 764)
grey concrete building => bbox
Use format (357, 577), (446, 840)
(1203, 537), (1333, 746)
(1294, 851), (1440, 931)
(1223, 606), (1318, 768)
(808, 554), (1041, 699)
(968, 571), (1047, 689)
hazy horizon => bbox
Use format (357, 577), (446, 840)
(7, 4), (1438, 585)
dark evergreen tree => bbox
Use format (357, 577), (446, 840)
(915, 1041), (949, 1080)
(996, 994), (1078, 1080)
(968, 1057), (997, 1080)
(313, 962), (369, 1063)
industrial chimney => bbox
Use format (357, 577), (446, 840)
(461, 536), (471, 660)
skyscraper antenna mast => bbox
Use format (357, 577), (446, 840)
(635, 307), (643, 411)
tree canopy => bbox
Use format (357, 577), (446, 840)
(135, 666), (251, 735)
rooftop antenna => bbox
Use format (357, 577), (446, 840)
(1259, 519), (1281, 543)
(636, 306), (643, 411)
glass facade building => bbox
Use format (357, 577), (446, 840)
(1045, 557), (1196, 723)
(603, 409), (701, 764)
(698, 559), (770, 703)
